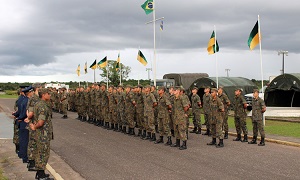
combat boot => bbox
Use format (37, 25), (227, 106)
(171, 129), (175, 137)
(190, 127), (197, 133)
(135, 129), (142, 137)
(202, 129), (210, 136)
(207, 138), (217, 145)
(179, 140), (187, 150)
(143, 132), (151, 140)
(122, 126), (127, 134)
(241, 134), (248, 142)
(233, 134), (241, 141)
(83, 116), (87, 122)
(216, 139), (224, 148)
(76, 115), (81, 120)
(150, 133), (156, 141)
(171, 139), (180, 147)
(107, 123), (113, 130)
(27, 160), (37, 171)
(141, 130), (146, 139)
(165, 136), (172, 146)
(186, 130), (189, 139)
(155, 125), (159, 133)
(111, 123), (115, 130)
(62, 115), (68, 119)
(36, 170), (52, 180)
(248, 136), (257, 144)
(155, 136), (164, 144)
(224, 132), (228, 139)
(114, 124), (118, 131)
(258, 138), (265, 146)
(130, 128), (135, 136)
(196, 126), (201, 134)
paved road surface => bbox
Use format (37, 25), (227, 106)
(1, 98), (300, 180)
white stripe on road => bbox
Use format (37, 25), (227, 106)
(46, 164), (64, 180)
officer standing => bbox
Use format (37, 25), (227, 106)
(135, 85), (144, 137)
(248, 89), (266, 146)
(60, 87), (68, 119)
(190, 87), (202, 134)
(124, 85), (136, 135)
(155, 86), (172, 145)
(218, 87), (230, 139)
(202, 87), (212, 136)
(143, 85), (157, 141)
(171, 87), (189, 150)
(29, 88), (53, 180)
(207, 88), (225, 148)
(233, 88), (248, 142)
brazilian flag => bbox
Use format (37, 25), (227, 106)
(141, 0), (153, 15)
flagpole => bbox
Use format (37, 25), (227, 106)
(153, 0), (156, 87)
(214, 25), (219, 88)
(120, 63), (122, 85)
(106, 60), (109, 89)
(94, 69), (96, 83)
(258, 15), (265, 126)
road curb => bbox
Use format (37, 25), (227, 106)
(46, 164), (64, 180)
(195, 127), (300, 148)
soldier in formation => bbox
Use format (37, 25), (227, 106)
(233, 88), (248, 142)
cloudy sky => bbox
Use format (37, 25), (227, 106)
(0, 0), (300, 83)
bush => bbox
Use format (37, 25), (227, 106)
(5, 90), (18, 95)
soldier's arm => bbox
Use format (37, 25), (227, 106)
(260, 99), (266, 113)
(218, 99), (225, 112)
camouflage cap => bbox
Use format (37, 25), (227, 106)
(100, 83), (106, 87)
(157, 86), (165, 91)
(218, 86), (224, 90)
(39, 88), (50, 94)
(109, 85), (114, 88)
(253, 89), (259, 93)
(205, 86), (211, 89)
(174, 86), (181, 90)
(145, 85), (151, 89)
(125, 85), (132, 89)
(32, 83), (42, 88)
(117, 84), (124, 88)
(192, 87), (198, 91)
(137, 84), (143, 88)
(235, 87), (243, 92)
(211, 88), (218, 92)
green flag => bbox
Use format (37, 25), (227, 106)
(137, 50), (148, 66)
(248, 21), (259, 50)
(98, 56), (107, 68)
(89, 60), (97, 69)
(207, 31), (219, 55)
(141, 0), (153, 15)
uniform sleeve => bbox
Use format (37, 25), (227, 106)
(37, 107), (46, 121)
(260, 98), (266, 109)
(241, 96), (247, 104)
(217, 98), (224, 110)
(182, 97), (189, 108)
(224, 94), (230, 104)
(165, 95), (171, 106)
(150, 94), (157, 103)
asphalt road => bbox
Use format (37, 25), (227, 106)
(1, 98), (300, 180)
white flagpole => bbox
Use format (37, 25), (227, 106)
(258, 15), (265, 126)
(106, 59), (109, 89)
(214, 25), (219, 88)
(120, 63), (122, 85)
(153, 0), (157, 87)
(258, 15), (264, 91)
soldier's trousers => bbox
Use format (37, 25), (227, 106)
(211, 119), (224, 139)
(27, 129), (37, 161)
(145, 114), (155, 133)
(158, 117), (171, 137)
(136, 111), (144, 130)
(90, 105), (96, 119)
(13, 122), (19, 145)
(35, 137), (50, 171)
(118, 110), (125, 126)
(112, 110), (118, 124)
(126, 111), (135, 128)
(192, 111), (201, 128)
(252, 120), (265, 138)
(234, 116), (248, 135)
(95, 105), (101, 120)
(102, 108), (108, 122)
(204, 113), (211, 132)
(222, 111), (229, 132)
(108, 112), (113, 123)
(61, 103), (68, 116)
(174, 121), (187, 141)
(169, 113), (174, 131)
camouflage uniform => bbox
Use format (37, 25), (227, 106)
(61, 89), (68, 116)
(218, 92), (230, 135)
(181, 93), (190, 134)
(108, 89), (116, 125)
(34, 99), (53, 171)
(116, 90), (126, 129)
(135, 90), (144, 132)
(233, 94), (248, 140)
(125, 91), (136, 129)
(101, 89), (109, 124)
(173, 95), (189, 141)
(203, 93), (212, 134)
(157, 93), (171, 137)
(168, 93), (175, 136)
(95, 88), (101, 124)
(210, 96), (224, 140)
(143, 92), (156, 133)
(191, 93), (201, 133)
(26, 93), (40, 163)
(251, 96), (266, 139)
(90, 88), (96, 121)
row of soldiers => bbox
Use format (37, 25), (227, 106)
(63, 83), (266, 147)
(13, 84), (54, 180)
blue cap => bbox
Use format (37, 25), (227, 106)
(22, 86), (33, 93)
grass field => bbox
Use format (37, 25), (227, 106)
(0, 94), (18, 99)
(0, 168), (8, 180)
(192, 115), (300, 138)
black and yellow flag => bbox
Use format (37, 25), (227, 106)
(84, 62), (87, 74)
(248, 21), (259, 50)
(89, 60), (97, 69)
(116, 53), (120, 71)
(76, 64), (80, 76)
(207, 31), (219, 55)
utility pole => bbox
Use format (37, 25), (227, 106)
(278, 50), (288, 75)
(225, 69), (230, 77)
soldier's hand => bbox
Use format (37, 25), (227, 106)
(24, 118), (30, 123)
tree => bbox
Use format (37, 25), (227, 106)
(99, 60), (131, 86)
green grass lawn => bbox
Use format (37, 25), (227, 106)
(0, 94), (18, 99)
(0, 168), (8, 180)
(191, 115), (300, 138)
